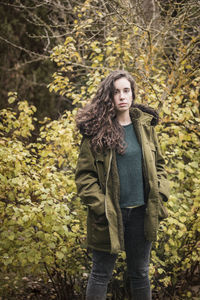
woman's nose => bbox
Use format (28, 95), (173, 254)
(120, 91), (125, 99)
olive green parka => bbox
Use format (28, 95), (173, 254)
(75, 105), (170, 254)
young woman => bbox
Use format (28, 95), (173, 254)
(75, 70), (170, 300)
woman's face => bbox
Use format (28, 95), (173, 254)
(113, 77), (133, 115)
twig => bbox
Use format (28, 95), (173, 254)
(0, 36), (48, 59)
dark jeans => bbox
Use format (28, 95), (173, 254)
(86, 205), (152, 300)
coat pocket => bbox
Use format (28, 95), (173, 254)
(95, 155), (106, 193)
(158, 194), (168, 220)
(88, 209), (110, 247)
(94, 213), (108, 225)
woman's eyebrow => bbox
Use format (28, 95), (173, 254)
(114, 87), (130, 90)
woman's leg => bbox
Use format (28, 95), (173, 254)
(86, 249), (117, 300)
(122, 206), (152, 300)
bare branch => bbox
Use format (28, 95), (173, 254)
(0, 36), (48, 59)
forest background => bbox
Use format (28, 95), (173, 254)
(0, 0), (199, 299)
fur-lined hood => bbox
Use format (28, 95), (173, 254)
(131, 104), (159, 126)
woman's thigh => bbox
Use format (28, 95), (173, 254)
(122, 206), (152, 288)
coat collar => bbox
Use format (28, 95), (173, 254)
(130, 105), (159, 126)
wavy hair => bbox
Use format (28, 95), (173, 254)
(76, 70), (136, 154)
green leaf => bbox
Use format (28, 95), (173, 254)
(56, 251), (64, 260)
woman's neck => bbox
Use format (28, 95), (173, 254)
(117, 111), (132, 126)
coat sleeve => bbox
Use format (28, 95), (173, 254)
(75, 138), (105, 215)
(153, 128), (170, 201)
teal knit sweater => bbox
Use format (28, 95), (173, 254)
(116, 123), (145, 208)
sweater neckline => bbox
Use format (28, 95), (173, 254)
(122, 123), (133, 128)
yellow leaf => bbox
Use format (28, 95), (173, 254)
(163, 107), (171, 115)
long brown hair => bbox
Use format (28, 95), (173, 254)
(76, 70), (136, 154)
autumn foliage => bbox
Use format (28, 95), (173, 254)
(0, 0), (199, 299)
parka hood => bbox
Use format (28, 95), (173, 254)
(131, 104), (159, 126)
